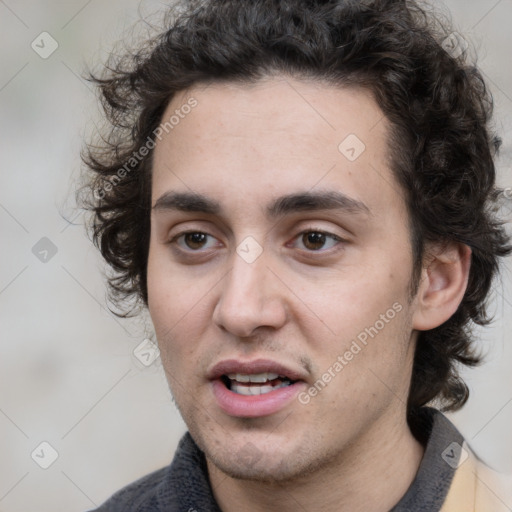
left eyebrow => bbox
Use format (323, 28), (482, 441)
(152, 190), (371, 218)
(267, 190), (371, 218)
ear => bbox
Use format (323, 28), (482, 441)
(412, 242), (472, 331)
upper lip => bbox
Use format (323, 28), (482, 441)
(208, 358), (307, 382)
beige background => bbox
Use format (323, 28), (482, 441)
(0, 0), (511, 510)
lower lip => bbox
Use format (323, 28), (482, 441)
(211, 379), (305, 418)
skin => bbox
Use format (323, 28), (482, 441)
(147, 76), (471, 512)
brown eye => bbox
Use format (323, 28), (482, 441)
(184, 232), (208, 249)
(174, 232), (218, 251)
(302, 232), (327, 250)
(295, 231), (341, 251)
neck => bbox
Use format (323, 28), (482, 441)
(207, 408), (424, 512)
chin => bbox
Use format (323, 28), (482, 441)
(209, 453), (297, 483)
(205, 441), (334, 484)
(217, 465), (284, 483)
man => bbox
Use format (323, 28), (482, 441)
(83, 0), (511, 510)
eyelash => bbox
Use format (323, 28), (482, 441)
(169, 228), (345, 255)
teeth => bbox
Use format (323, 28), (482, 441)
(230, 381), (291, 396)
(227, 372), (280, 383)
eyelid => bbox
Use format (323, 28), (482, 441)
(166, 219), (223, 243)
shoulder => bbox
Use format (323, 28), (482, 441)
(441, 439), (512, 511)
(395, 407), (512, 511)
(474, 460), (512, 512)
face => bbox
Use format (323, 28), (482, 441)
(147, 77), (419, 482)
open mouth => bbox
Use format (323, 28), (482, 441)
(210, 360), (307, 416)
(221, 372), (296, 396)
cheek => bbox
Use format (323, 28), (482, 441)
(146, 246), (218, 371)
(303, 264), (409, 336)
(147, 249), (188, 361)
(296, 262), (413, 394)
(147, 243), (205, 326)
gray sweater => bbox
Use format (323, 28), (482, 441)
(91, 407), (463, 511)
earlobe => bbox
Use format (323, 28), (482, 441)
(412, 242), (472, 331)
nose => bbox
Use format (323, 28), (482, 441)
(212, 251), (288, 338)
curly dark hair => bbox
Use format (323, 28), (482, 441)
(81, 0), (511, 415)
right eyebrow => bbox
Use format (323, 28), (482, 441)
(153, 191), (221, 215)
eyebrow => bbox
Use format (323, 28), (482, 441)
(153, 190), (370, 218)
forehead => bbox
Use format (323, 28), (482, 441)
(151, 76), (403, 219)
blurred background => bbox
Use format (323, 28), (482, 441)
(0, 0), (511, 510)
